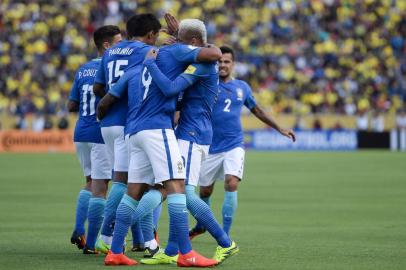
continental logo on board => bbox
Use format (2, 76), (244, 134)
(0, 130), (75, 153)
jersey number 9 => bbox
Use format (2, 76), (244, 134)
(142, 67), (152, 100)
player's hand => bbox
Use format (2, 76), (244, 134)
(279, 128), (296, 142)
(145, 48), (158, 60)
(162, 35), (177, 45)
(164, 13), (179, 36)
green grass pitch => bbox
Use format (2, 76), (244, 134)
(0, 151), (406, 270)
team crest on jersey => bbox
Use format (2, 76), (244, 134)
(177, 161), (183, 173)
(236, 88), (243, 101)
(185, 65), (196, 74)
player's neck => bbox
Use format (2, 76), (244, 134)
(131, 37), (148, 44)
(221, 76), (233, 83)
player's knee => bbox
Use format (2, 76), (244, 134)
(91, 180), (108, 197)
(154, 184), (167, 201)
(113, 171), (128, 183)
(163, 179), (185, 194)
(225, 176), (239, 192)
(127, 183), (148, 201)
(199, 186), (213, 198)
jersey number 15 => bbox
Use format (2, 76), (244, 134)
(107, 60), (128, 89)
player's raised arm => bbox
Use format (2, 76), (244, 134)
(144, 49), (198, 97)
(250, 105), (296, 142)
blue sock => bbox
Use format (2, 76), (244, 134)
(194, 196), (211, 231)
(101, 182), (127, 237)
(222, 191), (238, 236)
(131, 189), (162, 242)
(86, 197), (106, 249)
(167, 193), (192, 255)
(140, 212), (154, 242)
(74, 189), (91, 235)
(153, 203), (162, 230)
(111, 194), (139, 254)
(186, 185), (231, 247)
(131, 222), (144, 246)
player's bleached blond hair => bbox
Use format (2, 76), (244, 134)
(178, 19), (207, 44)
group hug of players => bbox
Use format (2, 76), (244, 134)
(68, 12), (295, 267)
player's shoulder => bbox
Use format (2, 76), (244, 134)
(230, 79), (251, 91)
(105, 40), (150, 57)
(165, 43), (198, 53)
(76, 58), (100, 74)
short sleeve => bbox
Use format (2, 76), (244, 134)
(171, 44), (201, 63)
(243, 83), (257, 109)
(94, 55), (106, 85)
(69, 71), (80, 102)
(180, 64), (206, 85)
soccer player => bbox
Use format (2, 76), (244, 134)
(68, 25), (122, 251)
(93, 14), (162, 256)
(141, 19), (238, 265)
(189, 46), (296, 239)
(103, 18), (222, 267)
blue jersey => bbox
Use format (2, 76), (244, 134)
(126, 43), (201, 136)
(95, 40), (152, 127)
(108, 68), (142, 135)
(69, 58), (104, 143)
(209, 79), (257, 154)
(176, 63), (219, 145)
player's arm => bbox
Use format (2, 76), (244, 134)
(93, 83), (106, 97)
(196, 45), (222, 62)
(96, 69), (132, 120)
(68, 72), (80, 112)
(243, 84), (296, 141)
(250, 105), (296, 142)
(144, 51), (198, 97)
(93, 57), (107, 97)
(174, 44), (221, 64)
(68, 101), (79, 112)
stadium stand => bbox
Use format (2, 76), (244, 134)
(0, 0), (405, 130)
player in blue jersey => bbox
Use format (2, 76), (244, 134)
(91, 14), (162, 256)
(140, 19), (238, 265)
(103, 18), (221, 267)
(68, 25), (122, 252)
(189, 46), (296, 239)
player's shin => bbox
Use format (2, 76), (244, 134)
(222, 191), (237, 235)
(186, 185), (231, 248)
(167, 193), (192, 255)
(110, 194), (139, 254)
(131, 222), (144, 251)
(100, 182), (127, 238)
(86, 196), (106, 250)
(74, 189), (92, 235)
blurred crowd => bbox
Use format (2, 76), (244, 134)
(0, 0), (406, 130)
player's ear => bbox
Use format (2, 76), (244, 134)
(102, 41), (110, 50)
(190, 37), (197, 46)
(146, 30), (157, 41)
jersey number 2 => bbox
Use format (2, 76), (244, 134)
(224, 98), (231, 112)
